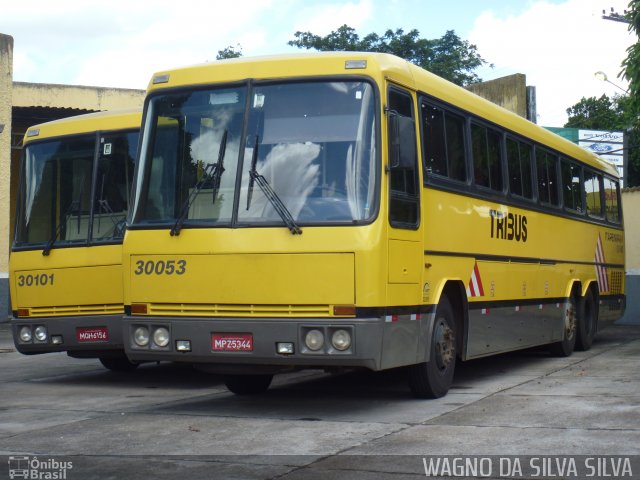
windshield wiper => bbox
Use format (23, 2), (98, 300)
(42, 199), (81, 256)
(42, 173), (87, 256)
(170, 130), (227, 236)
(246, 135), (302, 235)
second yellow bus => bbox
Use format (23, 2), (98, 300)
(11, 109), (141, 371)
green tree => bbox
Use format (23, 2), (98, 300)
(621, 0), (640, 124)
(288, 25), (489, 86)
(565, 95), (620, 129)
(565, 94), (640, 186)
(216, 44), (243, 60)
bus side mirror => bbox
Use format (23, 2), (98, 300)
(388, 112), (417, 170)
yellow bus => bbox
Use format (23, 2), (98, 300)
(122, 53), (624, 397)
(11, 109), (141, 371)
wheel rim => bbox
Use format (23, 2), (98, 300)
(434, 318), (455, 372)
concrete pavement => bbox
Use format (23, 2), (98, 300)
(0, 321), (638, 479)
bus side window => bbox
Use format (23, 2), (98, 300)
(388, 88), (419, 229)
(421, 101), (467, 183)
(585, 170), (604, 218)
(506, 137), (533, 199)
(536, 148), (559, 206)
(471, 122), (503, 192)
(560, 158), (583, 213)
(603, 177), (621, 223)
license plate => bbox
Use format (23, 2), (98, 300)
(76, 326), (109, 342)
(211, 333), (253, 352)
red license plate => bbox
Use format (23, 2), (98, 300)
(76, 326), (109, 342)
(211, 333), (253, 352)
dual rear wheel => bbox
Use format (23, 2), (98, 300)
(550, 287), (598, 357)
(576, 289), (597, 351)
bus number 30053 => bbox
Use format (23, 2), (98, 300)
(134, 260), (187, 276)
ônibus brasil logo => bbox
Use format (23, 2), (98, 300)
(8, 456), (73, 479)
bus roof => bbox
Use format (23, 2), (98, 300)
(147, 52), (618, 178)
(23, 108), (142, 145)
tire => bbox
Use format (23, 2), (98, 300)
(99, 356), (139, 372)
(224, 374), (273, 395)
(549, 293), (577, 357)
(576, 289), (597, 351)
(408, 295), (457, 398)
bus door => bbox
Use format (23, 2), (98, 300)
(383, 85), (423, 369)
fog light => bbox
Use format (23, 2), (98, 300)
(331, 329), (351, 351)
(19, 326), (32, 343)
(176, 340), (191, 352)
(153, 327), (170, 347)
(304, 329), (324, 351)
(34, 326), (48, 342)
(133, 326), (150, 347)
(51, 335), (63, 345)
(277, 342), (294, 355)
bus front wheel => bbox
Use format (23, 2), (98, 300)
(408, 295), (457, 399)
(224, 374), (273, 395)
(99, 356), (139, 372)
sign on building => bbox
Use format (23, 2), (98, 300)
(578, 130), (625, 184)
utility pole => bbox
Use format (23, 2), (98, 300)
(602, 7), (631, 24)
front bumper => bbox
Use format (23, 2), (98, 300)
(123, 316), (393, 371)
(12, 314), (125, 357)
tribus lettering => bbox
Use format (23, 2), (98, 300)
(490, 209), (527, 242)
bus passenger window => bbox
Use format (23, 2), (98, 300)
(422, 104), (446, 177)
(585, 171), (603, 218)
(560, 159), (583, 213)
(506, 137), (533, 199)
(421, 101), (466, 182)
(536, 148), (559, 206)
(603, 177), (620, 223)
(471, 123), (503, 191)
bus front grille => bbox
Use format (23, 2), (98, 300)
(26, 304), (124, 317)
(146, 303), (333, 318)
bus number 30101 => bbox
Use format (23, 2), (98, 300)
(134, 260), (187, 276)
(18, 273), (54, 287)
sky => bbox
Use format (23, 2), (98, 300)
(1, 0), (635, 126)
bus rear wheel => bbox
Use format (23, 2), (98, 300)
(576, 289), (597, 351)
(407, 295), (457, 398)
(549, 294), (577, 357)
(224, 374), (273, 395)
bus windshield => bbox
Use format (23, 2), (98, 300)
(133, 80), (378, 229)
(14, 131), (138, 248)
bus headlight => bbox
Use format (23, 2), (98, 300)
(153, 327), (170, 348)
(34, 326), (48, 342)
(133, 326), (150, 347)
(304, 329), (324, 351)
(19, 326), (32, 343)
(331, 329), (351, 351)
